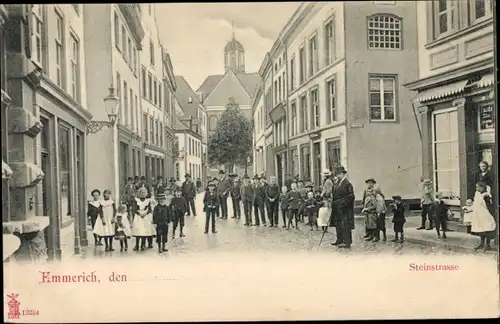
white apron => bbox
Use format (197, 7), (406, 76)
(93, 199), (116, 237)
(469, 191), (496, 233)
(132, 198), (154, 237)
(317, 206), (330, 227)
(116, 212), (132, 237)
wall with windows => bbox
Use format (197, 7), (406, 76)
(416, 0), (494, 79)
(175, 132), (202, 181)
(252, 88), (266, 175)
(344, 1), (421, 199)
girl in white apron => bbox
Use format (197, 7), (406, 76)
(132, 187), (154, 251)
(467, 182), (496, 251)
(317, 198), (331, 232)
(93, 189), (116, 251)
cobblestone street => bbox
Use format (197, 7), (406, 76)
(74, 194), (491, 260)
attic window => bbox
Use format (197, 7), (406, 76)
(188, 96), (193, 103)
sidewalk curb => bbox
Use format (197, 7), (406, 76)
(402, 237), (475, 253)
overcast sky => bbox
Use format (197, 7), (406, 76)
(155, 2), (301, 90)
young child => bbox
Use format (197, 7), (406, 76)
(361, 189), (378, 241)
(303, 184), (314, 225)
(390, 196), (406, 243)
(462, 199), (474, 234)
(304, 191), (319, 231)
(171, 187), (188, 238)
(279, 186), (289, 229)
(152, 194), (171, 253)
(317, 198), (330, 232)
(314, 189), (322, 203)
(203, 181), (219, 234)
(374, 187), (387, 242)
(470, 182), (496, 251)
(432, 192), (449, 239)
(287, 182), (301, 229)
(114, 204), (131, 252)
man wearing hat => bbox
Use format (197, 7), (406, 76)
(330, 166), (355, 248)
(181, 173), (197, 217)
(419, 178), (434, 230)
(155, 176), (167, 198)
(230, 175), (242, 219)
(203, 180), (219, 234)
(321, 170), (334, 202)
(152, 192), (172, 253)
(284, 173), (293, 191)
(362, 178), (377, 239)
(241, 175), (254, 226)
(253, 175), (267, 226)
(122, 176), (136, 210)
(217, 170), (232, 219)
(265, 176), (281, 227)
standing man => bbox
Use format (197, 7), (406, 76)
(122, 176), (136, 208)
(217, 170), (231, 219)
(196, 178), (202, 193)
(330, 166), (355, 249)
(155, 176), (167, 198)
(230, 176), (242, 219)
(418, 178), (435, 230)
(266, 176), (280, 227)
(203, 180), (219, 234)
(181, 173), (197, 217)
(133, 176), (141, 190)
(253, 175), (267, 226)
(284, 173), (293, 191)
(241, 176), (254, 226)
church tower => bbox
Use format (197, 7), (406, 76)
(224, 21), (245, 73)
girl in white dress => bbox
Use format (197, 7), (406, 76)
(132, 187), (154, 251)
(468, 182), (496, 251)
(93, 189), (117, 251)
(114, 204), (132, 252)
(317, 198), (331, 231)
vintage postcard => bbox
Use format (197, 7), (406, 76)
(2, 1), (499, 322)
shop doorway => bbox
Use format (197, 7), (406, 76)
(313, 142), (321, 187)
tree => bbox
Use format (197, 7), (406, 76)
(208, 97), (253, 175)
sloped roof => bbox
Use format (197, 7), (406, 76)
(224, 38), (244, 52)
(196, 75), (224, 96)
(173, 116), (189, 131)
(173, 76), (201, 118)
(197, 72), (261, 100)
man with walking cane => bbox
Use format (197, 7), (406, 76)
(319, 166), (355, 249)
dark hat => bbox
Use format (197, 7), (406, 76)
(156, 193), (166, 200)
(140, 176), (147, 180)
(185, 173), (191, 178)
(335, 166), (347, 174)
(219, 170), (225, 174)
(229, 173), (236, 178)
(157, 176), (164, 180)
(243, 175), (250, 179)
(392, 195), (402, 200)
(260, 175), (266, 180)
(134, 176), (139, 180)
(127, 176), (133, 180)
(365, 178), (376, 184)
(169, 177), (176, 182)
(305, 184), (313, 188)
(208, 181), (216, 187)
(297, 179), (304, 183)
(253, 174), (259, 180)
(174, 186), (182, 192)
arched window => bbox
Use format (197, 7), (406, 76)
(209, 115), (218, 131)
(367, 14), (402, 49)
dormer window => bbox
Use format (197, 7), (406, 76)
(188, 96), (193, 103)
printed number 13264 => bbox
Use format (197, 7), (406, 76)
(22, 309), (39, 316)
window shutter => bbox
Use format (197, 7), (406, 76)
(426, 1), (435, 43)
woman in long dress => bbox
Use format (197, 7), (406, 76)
(132, 187), (154, 251)
(87, 189), (103, 246)
(466, 182), (496, 251)
(93, 189), (117, 251)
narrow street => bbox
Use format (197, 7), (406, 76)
(75, 194), (474, 260)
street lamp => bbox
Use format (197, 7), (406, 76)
(85, 85), (121, 204)
(86, 86), (120, 134)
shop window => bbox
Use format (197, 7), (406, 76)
(59, 125), (71, 218)
(327, 139), (341, 170)
(300, 145), (311, 181)
(432, 109), (460, 202)
(478, 103), (494, 131)
(368, 14), (402, 49)
(369, 75), (397, 121)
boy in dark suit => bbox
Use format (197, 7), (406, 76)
(230, 177), (242, 219)
(287, 182), (302, 229)
(203, 181), (219, 234)
(253, 175), (267, 226)
(390, 195), (406, 243)
(241, 176), (254, 226)
(171, 187), (187, 238)
(152, 193), (171, 253)
(432, 192), (448, 239)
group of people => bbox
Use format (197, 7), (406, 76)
(87, 174), (201, 254)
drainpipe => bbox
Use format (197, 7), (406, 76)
(411, 101), (423, 141)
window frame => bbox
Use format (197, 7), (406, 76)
(310, 86), (320, 129)
(289, 55), (296, 91)
(308, 32), (319, 77)
(300, 144), (311, 181)
(326, 76), (337, 123)
(114, 11), (120, 51)
(326, 138), (342, 170)
(367, 14), (403, 50)
(300, 93), (308, 133)
(31, 5), (45, 68)
(148, 73), (153, 102)
(121, 25), (127, 61)
(477, 101), (495, 133)
(299, 44), (306, 84)
(141, 67), (147, 98)
(149, 116), (154, 144)
(368, 74), (398, 122)
(324, 15), (336, 66)
(431, 107), (460, 205)
(54, 8), (65, 88)
(143, 113), (149, 140)
(123, 80), (128, 127)
(290, 99), (297, 136)
(468, 0), (493, 24)
(150, 38), (155, 66)
(433, 0), (458, 39)
(69, 32), (80, 102)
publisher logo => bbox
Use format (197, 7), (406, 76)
(6, 293), (21, 320)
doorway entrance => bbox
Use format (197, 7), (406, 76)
(313, 142), (321, 187)
(276, 154), (283, 186)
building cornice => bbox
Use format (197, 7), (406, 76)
(281, 3), (316, 43)
(258, 52), (272, 77)
(404, 58), (494, 91)
(118, 4), (145, 49)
